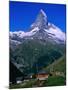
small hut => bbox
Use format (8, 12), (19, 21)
(36, 71), (49, 80)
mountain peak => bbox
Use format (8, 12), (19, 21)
(40, 9), (47, 18)
(10, 9), (65, 45)
(30, 9), (48, 29)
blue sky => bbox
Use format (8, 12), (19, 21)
(9, 1), (66, 32)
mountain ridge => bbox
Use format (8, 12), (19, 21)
(10, 9), (65, 46)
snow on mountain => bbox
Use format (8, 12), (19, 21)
(40, 9), (47, 17)
(10, 39), (21, 44)
(10, 9), (66, 45)
(44, 23), (65, 42)
(10, 31), (25, 38)
(10, 27), (39, 38)
(30, 9), (48, 30)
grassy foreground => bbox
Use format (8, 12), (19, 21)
(9, 76), (66, 89)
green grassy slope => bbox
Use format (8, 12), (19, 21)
(44, 55), (66, 74)
(10, 39), (65, 74)
(43, 76), (66, 86)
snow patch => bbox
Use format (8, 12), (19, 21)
(10, 27), (39, 38)
(10, 40), (21, 44)
(44, 24), (65, 42)
(40, 9), (47, 18)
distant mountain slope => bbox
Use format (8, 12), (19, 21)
(10, 39), (65, 74)
(44, 55), (66, 74)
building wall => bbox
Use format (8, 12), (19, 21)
(36, 74), (49, 80)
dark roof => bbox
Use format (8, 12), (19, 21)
(38, 70), (49, 74)
(16, 77), (23, 80)
(28, 73), (34, 76)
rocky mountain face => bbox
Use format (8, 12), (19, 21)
(10, 9), (66, 74)
(10, 9), (65, 46)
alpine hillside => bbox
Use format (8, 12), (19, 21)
(10, 9), (66, 75)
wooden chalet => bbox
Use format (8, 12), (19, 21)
(36, 71), (49, 80)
